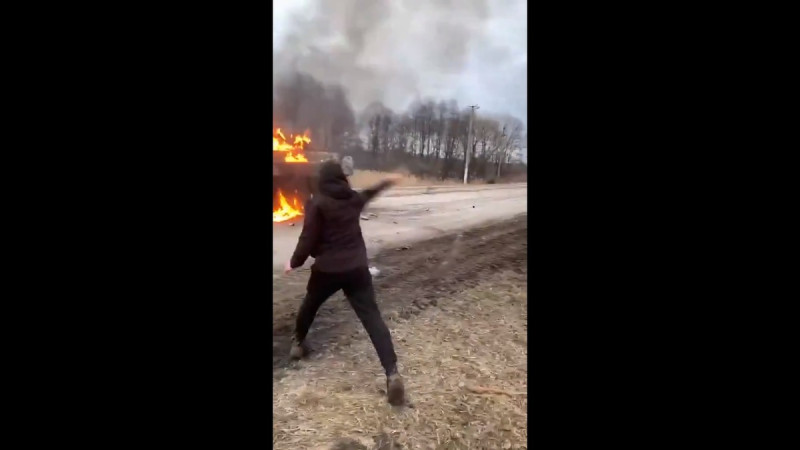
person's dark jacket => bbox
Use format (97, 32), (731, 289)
(289, 161), (394, 273)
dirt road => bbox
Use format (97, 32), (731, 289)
(272, 183), (527, 270)
(273, 215), (528, 449)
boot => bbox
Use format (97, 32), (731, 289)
(386, 369), (405, 406)
(288, 337), (308, 361)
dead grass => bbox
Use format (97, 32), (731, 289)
(348, 170), (480, 189)
(273, 270), (528, 450)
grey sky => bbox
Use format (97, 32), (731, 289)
(273, 0), (527, 127)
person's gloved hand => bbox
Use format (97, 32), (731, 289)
(284, 260), (293, 275)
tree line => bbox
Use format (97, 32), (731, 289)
(274, 72), (527, 182)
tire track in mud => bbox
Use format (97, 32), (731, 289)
(272, 214), (527, 374)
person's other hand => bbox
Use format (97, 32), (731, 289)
(284, 260), (293, 275)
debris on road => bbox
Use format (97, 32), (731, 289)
(360, 215), (369, 220)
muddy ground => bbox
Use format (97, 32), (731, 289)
(273, 215), (528, 449)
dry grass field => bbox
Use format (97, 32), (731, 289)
(348, 170), (484, 189)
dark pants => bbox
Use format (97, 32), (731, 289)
(294, 266), (398, 375)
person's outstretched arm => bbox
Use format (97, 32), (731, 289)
(289, 200), (322, 269)
(357, 174), (403, 208)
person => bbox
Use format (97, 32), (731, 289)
(284, 160), (405, 405)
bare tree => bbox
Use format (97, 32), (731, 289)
(309, 82), (526, 181)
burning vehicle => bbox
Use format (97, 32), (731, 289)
(273, 128), (352, 223)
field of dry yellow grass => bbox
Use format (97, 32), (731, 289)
(348, 170), (483, 189)
(273, 270), (528, 449)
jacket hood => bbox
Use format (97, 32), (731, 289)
(318, 160), (353, 199)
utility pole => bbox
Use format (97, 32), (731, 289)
(497, 129), (512, 179)
(464, 105), (479, 184)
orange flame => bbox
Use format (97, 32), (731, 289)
(273, 189), (304, 222)
(273, 128), (310, 163)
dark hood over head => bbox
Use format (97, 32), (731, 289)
(317, 160), (353, 199)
